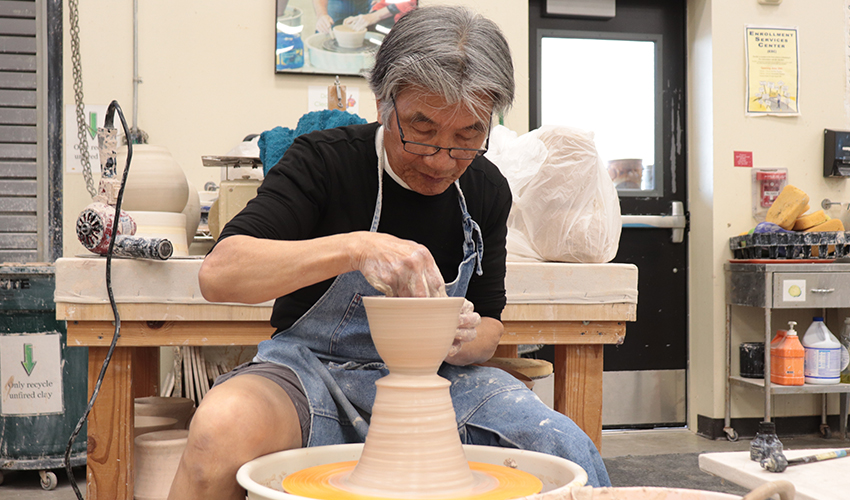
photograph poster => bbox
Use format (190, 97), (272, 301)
(276, 1), (418, 75)
(745, 26), (800, 116)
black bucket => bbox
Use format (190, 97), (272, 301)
(739, 342), (765, 378)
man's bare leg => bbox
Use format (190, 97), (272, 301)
(168, 374), (303, 500)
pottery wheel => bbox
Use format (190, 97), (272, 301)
(282, 298), (544, 500)
(283, 460), (542, 500)
(321, 37), (379, 54)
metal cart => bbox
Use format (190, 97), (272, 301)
(724, 261), (850, 441)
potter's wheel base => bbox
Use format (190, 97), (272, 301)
(238, 444), (588, 500)
(282, 460), (542, 500)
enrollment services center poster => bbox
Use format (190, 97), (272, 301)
(745, 26), (800, 116)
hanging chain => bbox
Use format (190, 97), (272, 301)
(68, 0), (95, 198)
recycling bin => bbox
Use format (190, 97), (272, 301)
(0, 264), (87, 490)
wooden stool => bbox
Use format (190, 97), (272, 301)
(482, 357), (554, 390)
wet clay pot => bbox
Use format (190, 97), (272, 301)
(343, 297), (469, 498)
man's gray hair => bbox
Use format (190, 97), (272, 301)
(366, 5), (515, 123)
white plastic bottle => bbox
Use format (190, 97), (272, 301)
(801, 317), (842, 385)
(840, 318), (850, 384)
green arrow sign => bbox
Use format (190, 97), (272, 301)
(21, 343), (36, 376)
(88, 111), (98, 139)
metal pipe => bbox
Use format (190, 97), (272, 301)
(133, 0), (139, 131)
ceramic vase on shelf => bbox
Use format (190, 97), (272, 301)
(134, 416), (178, 439)
(135, 396), (196, 430)
(116, 144), (189, 214)
(134, 429), (189, 500)
(182, 180), (201, 244)
(127, 211), (189, 256)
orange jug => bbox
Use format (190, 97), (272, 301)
(770, 329), (787, 348)
(771, 321), (804, 386)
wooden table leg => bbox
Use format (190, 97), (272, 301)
(133, 347), (160, 398)
(86, 346), (134, 500)
(553, 344), (603, 451)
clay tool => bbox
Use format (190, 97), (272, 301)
(761, 448), (850, 473)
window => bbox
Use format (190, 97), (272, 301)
(538, 30), (663, 196)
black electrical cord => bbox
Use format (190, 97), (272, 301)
(64, 100), (132, 500)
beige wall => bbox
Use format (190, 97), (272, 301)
(687, 0), (850, 427)
(61, 0), (528, 257)
(63, 0), (850, 430)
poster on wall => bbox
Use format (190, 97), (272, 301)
(744, 26), (800, 116)
(275, 1), (418, 76)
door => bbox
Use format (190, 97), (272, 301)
(529, 0), (688, 428)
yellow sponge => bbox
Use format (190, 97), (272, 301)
(766, 185), (809, 230)
(794, 210), (829, 230)
(804, 218), (844, 232)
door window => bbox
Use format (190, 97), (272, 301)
(539, 31), (662, 197)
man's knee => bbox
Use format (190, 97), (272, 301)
(185, 389), (258, 461)
(184, 375), (302, 463)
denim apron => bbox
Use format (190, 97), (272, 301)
(254, 133), (611, 487)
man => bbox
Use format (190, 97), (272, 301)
(169, 6), (610, 499)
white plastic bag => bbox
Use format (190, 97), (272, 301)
(487, 125), (622, 263)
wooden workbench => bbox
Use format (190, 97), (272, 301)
(56, 259), (636, 500)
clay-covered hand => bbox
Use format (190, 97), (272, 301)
(447, 299), (480, 357)
(343, 12), (378, 32)
(353, 233), (446, 297)
(315, 14), (334, 34)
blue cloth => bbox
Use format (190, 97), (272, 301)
(259, 110), (368, 176)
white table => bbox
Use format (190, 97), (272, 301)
(699, 448), (850, 500)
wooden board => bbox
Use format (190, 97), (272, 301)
(86, 346), (134, 500)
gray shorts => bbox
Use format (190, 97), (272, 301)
(212, 361), (310, 447)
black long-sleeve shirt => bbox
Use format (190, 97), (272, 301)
(219, 122), (512, 332)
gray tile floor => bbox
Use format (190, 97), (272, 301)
(599, 427), (844, 459)
(1, 429), (845, 499)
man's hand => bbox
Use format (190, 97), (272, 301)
(352, 232), (446, 297)
(316, 14), (334, 34)
(343, 12), (379, 32)
(447, 299), (480, 357)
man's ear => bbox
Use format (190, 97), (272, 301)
(375, 99), (383, 124)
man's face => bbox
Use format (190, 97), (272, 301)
(378, 91), (491, 196)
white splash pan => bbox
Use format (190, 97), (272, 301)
(237, 443), (588, 500)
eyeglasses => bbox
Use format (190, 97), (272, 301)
(392, 96), (490, 161)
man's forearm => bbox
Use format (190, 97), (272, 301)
(199, 234), (356, 304)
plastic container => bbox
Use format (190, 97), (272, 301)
(749, 421), (783, 463)
(841, 318), (850, 384)
(801, 317), (842, 384)
(770, 329), (787, 348)
(770, 321), (804, 386)
(275, 7), (305, 70)
(739, 342), (765, 378)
